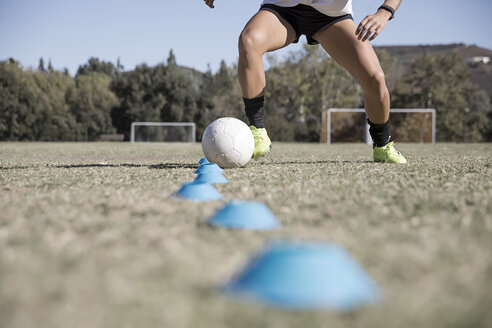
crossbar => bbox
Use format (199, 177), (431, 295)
(130, 122), (196, 143)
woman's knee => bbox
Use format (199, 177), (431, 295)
(361, 69), (387, 92)
(238, 29), (265, 58)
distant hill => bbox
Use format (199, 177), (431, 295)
(180, 43), (492, 96)
(376, 43), (492, 63)
(375, 43), (492, 95)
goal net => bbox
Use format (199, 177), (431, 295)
(130, 122), (196, 143)
(321, 108), (436, 144)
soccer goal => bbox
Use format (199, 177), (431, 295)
(130, 122), (196, 143)
(321, 108), (436, 144)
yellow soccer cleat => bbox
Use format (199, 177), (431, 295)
(373, 141), (407, 164)
(250, 126), (272, 159)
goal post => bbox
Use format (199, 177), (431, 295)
(321, 108), (436, 144)
(130, 122), (196, 143)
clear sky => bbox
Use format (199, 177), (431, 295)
(1, 0), (491, 74)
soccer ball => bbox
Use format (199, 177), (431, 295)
(202, 117), (254, 168)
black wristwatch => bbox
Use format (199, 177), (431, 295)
(378, 4), (395, 20)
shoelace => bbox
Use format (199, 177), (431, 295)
(387, 142), (401, 155)
(251, 130), (264, 141)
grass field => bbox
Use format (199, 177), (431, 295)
(1, 142), (491, 328)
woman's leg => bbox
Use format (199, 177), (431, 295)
(238, 9), (297, 158)
(238, 9), (297, 98)
(313, 19), (389, 124)
(314, 20), (407, 163)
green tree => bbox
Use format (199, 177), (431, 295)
(47, 59), (54, 73)
(76, 57), (118, 77)
(167, 49), (177, 66)
(0, 59), (38, 140)
(29, 66), (78, 140)
(66, 73), (118, 140)
(392, 52), (491, 142)
(38, 57), (46, 73)
(0, 59), (79, 141)
(161, 51), (200, 123)
(110, 64), (163, 138)
(197, 60), (244, 138)
(111, 52), (204, 139)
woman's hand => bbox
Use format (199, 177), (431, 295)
(204, 0), (215, 8)
(355, 9), (392, 42)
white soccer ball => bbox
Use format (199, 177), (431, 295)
(202, 117), (254, 168)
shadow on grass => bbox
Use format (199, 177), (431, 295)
(2, 160), (372, 170)
(0, 166), (31, 170)
(255, 160), (373, 165)
(52, 163), (198, 169)
(148, 163), (198, 169)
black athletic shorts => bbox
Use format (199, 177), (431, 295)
(260, 4), (353, 45)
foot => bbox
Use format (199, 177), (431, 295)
(250, 126), (272, 159)
(373, 141), (407, 164)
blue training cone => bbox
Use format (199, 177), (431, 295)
(194, 172), (229, 184)
(194, 163), (223, 175)
(198, 157), (211, 166)
(208, 201), (280, 230)
(173, 181), (222, 202)
(224, 241), (381, 311)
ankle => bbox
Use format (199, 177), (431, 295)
(368, 119), (391, 147)
(244, 96), (265, 128)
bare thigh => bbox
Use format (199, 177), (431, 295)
(312, 19), (385, 87)
(240, 8), (297, 55)
(238, 8), (297, 98)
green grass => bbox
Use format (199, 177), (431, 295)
(1, 142), (491, 328)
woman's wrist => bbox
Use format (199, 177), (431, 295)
(378, 4), (395, 20)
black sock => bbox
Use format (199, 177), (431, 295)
(243, 96), (265, 129)
(368, 119), (391, 147)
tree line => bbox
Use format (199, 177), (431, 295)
(1, 48), (490, 142)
